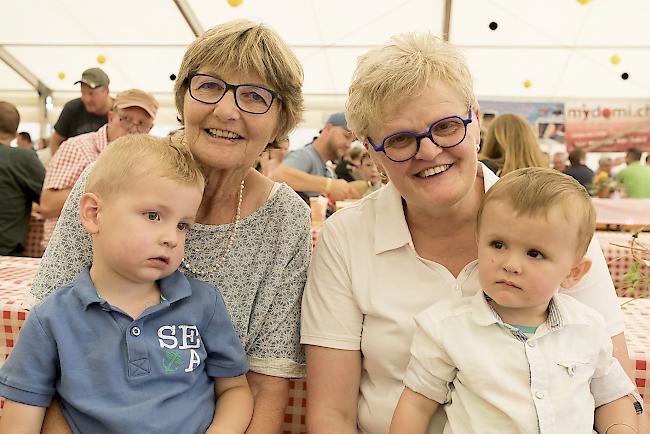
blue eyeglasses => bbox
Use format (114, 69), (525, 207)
(367, 108), (473, 162)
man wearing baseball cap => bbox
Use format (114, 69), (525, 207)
(40, 89), (159, 251)
(49, 67), (114, 154)
(272, 112), (360, 202)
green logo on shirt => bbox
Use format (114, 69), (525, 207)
(162, 349), (184, 373)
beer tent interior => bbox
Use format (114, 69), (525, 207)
(1, 0), (649, 147)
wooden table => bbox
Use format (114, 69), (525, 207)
(592, 198), (650, 229)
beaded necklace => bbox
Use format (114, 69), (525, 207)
(181, 179), (245, 276)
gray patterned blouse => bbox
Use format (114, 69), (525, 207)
(28, 167), (312, 378)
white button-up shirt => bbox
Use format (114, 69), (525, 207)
(404, 291), (637, 434)
(301, 164), (625, 434)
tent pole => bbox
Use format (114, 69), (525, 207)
(173, 0), (204, 37)
(443, 0), (453, 42)
(0, 45), (52, 139)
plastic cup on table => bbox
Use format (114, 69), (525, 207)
(310, 196), (328, 226)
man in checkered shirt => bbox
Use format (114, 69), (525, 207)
(39, 89), (158, 251)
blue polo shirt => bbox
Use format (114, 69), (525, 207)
(0, 268), (247, 434)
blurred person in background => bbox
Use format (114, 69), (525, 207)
(597, 155), (614, 177)
(564, 148), (594, 190)
(35, 137), (51, 167)
(16, 131), (33, 150)
(357, 149), (383, 196)
(49, 68), (113, 154)
(257, 136), (290, 178)
(552, 151), (568, 172)
(272, 112), (360, 202)
(335, 146), (365, 182)
(617, 147), (650, 198)
(0, 102), (45, 256)
(478, 113), (547, 176)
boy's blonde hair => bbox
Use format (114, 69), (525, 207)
(346, 32), (477, 142)
(477, 167), (596, 258)
(174, 19), (304, 144)
(86, 134), (205, 199)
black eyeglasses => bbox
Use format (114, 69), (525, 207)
(187, 73), (281, 115)
(367, 108), (473, 162)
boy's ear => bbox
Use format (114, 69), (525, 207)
(79, 193), (101, 234)
(560, 257), (592, 289)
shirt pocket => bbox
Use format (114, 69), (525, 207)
(555, 354), (597, 381)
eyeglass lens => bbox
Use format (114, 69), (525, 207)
(119, 114), (151, 132)
(383, 116), (468, 161)
(189, 75), (274, 114)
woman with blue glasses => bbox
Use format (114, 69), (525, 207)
(301, 32), (638, 433)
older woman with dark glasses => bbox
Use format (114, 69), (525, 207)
(30, 19), (311, 434)
(301, 33), (639, 433)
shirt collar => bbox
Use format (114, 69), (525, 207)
(374, 182), (412, 254)
(471, 290), (569, 333)
(373, 163), (498, 255)
(97, 124), (109, 151)
(74, 267), (193, 310)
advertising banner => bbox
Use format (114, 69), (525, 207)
(564, 102), (650, 152)
(479, 100), (565, 145)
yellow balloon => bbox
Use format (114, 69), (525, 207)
(577, 0), (591, 4)
(97, 54), (106, 64)
(57, 72), (66, 80)
(610, 54), (621, 65)
(227, 0), (243, 6)
(523, 80), (532, 88)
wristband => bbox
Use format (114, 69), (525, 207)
(325, 178), (333, 194)
(604, 422), (638, 433)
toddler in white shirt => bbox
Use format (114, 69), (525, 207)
(391, 167), (643, 434)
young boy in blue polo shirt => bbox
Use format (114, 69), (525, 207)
(0, 135), (253, 434)
(390, 168), (643, 434)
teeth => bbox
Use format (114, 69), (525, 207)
(206, 128), (241, 139)
(417, 164), (451, 178)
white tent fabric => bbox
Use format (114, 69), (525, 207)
(1, 0), (649, 132)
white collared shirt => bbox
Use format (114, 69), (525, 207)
(300, 164), (624, 434)
(404, 291), (637, 434)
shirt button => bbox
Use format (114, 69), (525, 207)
(131, 326), (141, 337)
(527, 340), (536, 347)
(535, 391), (545, 399)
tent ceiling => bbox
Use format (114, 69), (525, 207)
(1, 0), (649, 105)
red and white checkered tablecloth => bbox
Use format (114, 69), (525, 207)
(0, 256), (646, 431)
(23, 213), (44, 258)
(0, 256), (38, 365)
(597, 231), (649, 298)
(621, 297), (650, 399)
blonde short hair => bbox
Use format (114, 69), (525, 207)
(477, 167), (596, 258)
(479, 113), (547, 175)
(174, 19), (304, 143)
(346, 33), (477, 142)
(86, 134), (205, 199)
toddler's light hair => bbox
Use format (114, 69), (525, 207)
(477, 167), (596, 258)
(86, 134), (204, 199)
